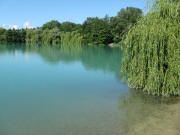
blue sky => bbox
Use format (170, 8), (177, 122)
(0, 0), (145, 29)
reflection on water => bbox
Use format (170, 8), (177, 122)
(0, 44), (180, 135)
(0, 44), (122, 79)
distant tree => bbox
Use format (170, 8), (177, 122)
(19, 29), (26, 43)
(6, 29), (13, 42)
(60, 22), (78, 32)
(110, 7), (143, 43)
(0, 28), (7, 43)
(32, 29), (42, 44)
(26, 29), (34, 44)
(41, 28), (61, 45)
(118, 7), (143, 24)
(0, 6), (143, 45)
(0, 28), (26, 43)
(82, 17), (113, 45)
(110, 17), (127, 43)
(49, 28), (61, 45)
(61, 31), (83, 46)
(42, 20), (61, 30)
(41, 29), (51, 44)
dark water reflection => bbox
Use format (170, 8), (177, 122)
(0, 44), (122, 79)
(0, 44), (179, 135)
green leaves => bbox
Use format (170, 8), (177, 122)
(61, 31), (83, 47)
(82, 17), (113, 45)
(42, 20), (61, 30)
(121, 0), (180, 96)
(0, 6), (142, 46)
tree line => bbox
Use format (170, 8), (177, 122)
(0, 7), (142, 45)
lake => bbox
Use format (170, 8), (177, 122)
(0, 44), (180, 135)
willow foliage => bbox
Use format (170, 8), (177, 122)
(121, 0), (180, 96)
(60, 31), (83, 47)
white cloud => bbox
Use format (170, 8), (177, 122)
(8, 25), (19, 30)
(2, 24), (6, 27)
(1, 24), (8, 29)
(1, 22), (35, 30)
(23, 21), (34, 29)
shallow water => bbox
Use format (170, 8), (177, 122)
(0, 44), (179, 135)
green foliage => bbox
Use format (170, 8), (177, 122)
(82, 17), (113, 45)
(26, 28), (61, 45)
(110, 7), (143, 43)
(0, 28), (26, 43)
(0, 7), (142, 45)
(42, 20), (61, 30)
(61, 31), (83, 47)
(117, 7), (143, 24)
(60, 22), (80, 32)
(41, 27), (61, 45)
(0, 28), (7, 42)
(121, 0), (180, 96)
(26, 29), (42, 44)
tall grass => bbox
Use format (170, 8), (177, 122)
(121, 0), (180, 96)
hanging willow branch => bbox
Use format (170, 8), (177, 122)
(60, 31), (83, 47)
(121, 0), (180, 96)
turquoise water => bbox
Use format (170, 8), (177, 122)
(0, 44), (180, 135)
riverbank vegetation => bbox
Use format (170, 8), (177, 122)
(121, 0), (180, 96)
(61, 31), (83, 46)
(0, 7), (142, 45)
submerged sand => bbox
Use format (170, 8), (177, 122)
(119, 91), (180, 135)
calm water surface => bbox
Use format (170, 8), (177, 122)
(0, 44), (180, 135)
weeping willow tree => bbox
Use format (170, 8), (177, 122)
(121, 0), (180, 96)
(60, 31), (83, 58)
(60, 31), (83, 47)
